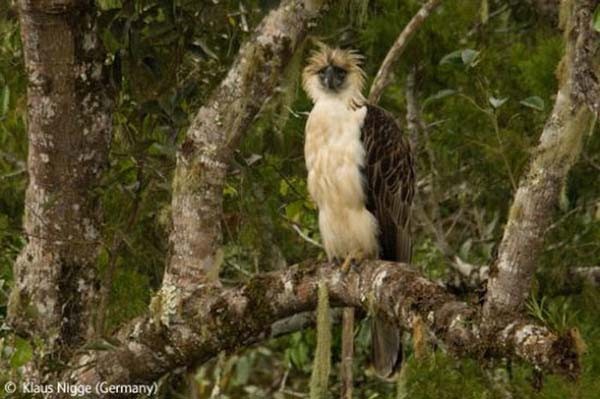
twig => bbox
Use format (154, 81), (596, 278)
(290, 223), (323, 248)
(368, 0), (443, 103)
(0, 168), (25, 180)
(405, 65), (424, 148)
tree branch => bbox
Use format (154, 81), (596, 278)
(164, 0), (327, 294)
(67, 260), (580, 397)
(568, 0), (600, 115)
(482, 0), (599, 323)
(368, 0), (443, 103)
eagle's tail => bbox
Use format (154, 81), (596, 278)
(371, 316), (402, 379)
(371, 228), (410, 379)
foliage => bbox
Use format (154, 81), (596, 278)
(0, 0), (599, 397)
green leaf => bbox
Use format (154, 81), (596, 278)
(480, 0), (489, 24)
(234, 355), (252, 386)
(279, 180), (289, 196)
(440, 49), (479, 67)
(11, 337), (33, 368)
(439, 50), (463, 65)
(82, 340), (119, 351)
(288, 341), (309, 369)
(461, 49), (480, 66)
(520, 96), (545, 111)
(489, 96), (508, 109)
(189, 39), (219, 61)
(97, 0), (122, 10)
(1, 86), (9, 117)
(245, 153), (262, 166)
(285, 200), (304, 222)
(459, 239), (472, 259)
(224, 184), (238, 198)
(423, 89), (456, 107)
(593, 5), (600, 32)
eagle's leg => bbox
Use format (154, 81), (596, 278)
(340, 249), (365, 273)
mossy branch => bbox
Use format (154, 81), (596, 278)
(67, 260), (582, 398)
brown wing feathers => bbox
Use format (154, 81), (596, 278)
(362, 104), (414, 379)
(362, 104), (414, 263)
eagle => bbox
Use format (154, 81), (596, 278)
(302, 44), (414, 378)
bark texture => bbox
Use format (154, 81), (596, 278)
(163, 0), (326, 295)
(483, 0), (598, 323)
(67, 260), (580, 398)
(8, 0), (112, 351)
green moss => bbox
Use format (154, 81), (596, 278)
(309, 281), (331, 399)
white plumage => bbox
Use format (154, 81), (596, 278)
(304, 97), (379, 260)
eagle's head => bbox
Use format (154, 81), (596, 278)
(302, 44), (365, 106)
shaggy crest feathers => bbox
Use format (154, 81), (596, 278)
(302, 44), (366, 106)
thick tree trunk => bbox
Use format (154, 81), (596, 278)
(8, 0), (112, 352)
(483, 0), (599, 324)
(162, 0), (326, 296)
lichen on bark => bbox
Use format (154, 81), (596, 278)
(8, 0), (113, 355)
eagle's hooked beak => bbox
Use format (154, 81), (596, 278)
(322, 65), (337, 90)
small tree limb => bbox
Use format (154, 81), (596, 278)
(368, 0), (443, 103)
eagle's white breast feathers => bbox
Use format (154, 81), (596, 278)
(305, 99), (379, 260)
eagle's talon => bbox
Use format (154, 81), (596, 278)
(341, 251), (364, 273)
(340, 256), (353, 274)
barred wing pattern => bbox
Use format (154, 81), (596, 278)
(361, 104), (415, 378)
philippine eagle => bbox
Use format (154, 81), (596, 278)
(303, 45), (414, 378)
